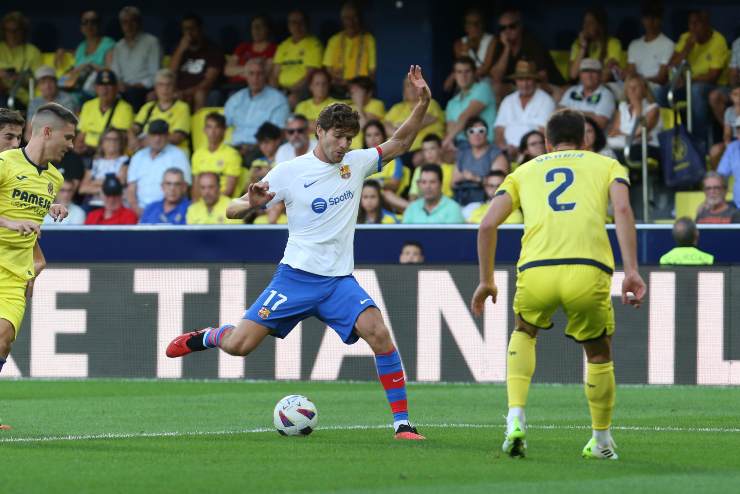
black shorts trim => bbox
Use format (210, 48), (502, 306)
(565, 327), (609, 343)
(518, 258), (613, 275)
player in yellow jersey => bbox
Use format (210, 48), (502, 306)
(471, 109), (647, 459)
(0, 109), (24, 152)
(0, 103), (75, 429)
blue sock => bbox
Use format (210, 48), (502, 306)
(203, 324), (234, 349)
(374, 347), (409, 423)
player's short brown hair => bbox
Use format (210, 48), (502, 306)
(316, 103), (360, 137)
(0, 108), (25, 130)
(546, 109), (585, 147)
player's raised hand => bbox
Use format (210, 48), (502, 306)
(621, 271), (646, 308)
(247, 181), (276, 208)
(49, 204), (69, 222)
(470, 282), (498, 316)
(407, 65), (431, 104)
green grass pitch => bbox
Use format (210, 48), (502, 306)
(1, 380), (738, 493)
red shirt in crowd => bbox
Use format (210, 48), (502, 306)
(229, 42), (277, 83)
(85, 207), (139, 225)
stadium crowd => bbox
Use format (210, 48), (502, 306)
(1, 2), (740, 225)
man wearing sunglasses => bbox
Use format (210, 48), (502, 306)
(275, 114), (317, 163)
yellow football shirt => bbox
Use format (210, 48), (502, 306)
(295, 97), (343, 122)
(135, 100), (192, 154)
(0, 42), (42, 72)
(409, 163), (455, 198)
(385, 99), (445, 151)
(468, 202), (523, 224)
(674, 31), (729, 84)
(569, 37), (624, 67)
(323, 32), (376, 80)
(191, 143), (242, 196)
(352, 99), (386, 149)
(498, 150), (629, 273)
(186, 195), (242, 225)
(0, 148), (63, 280)
(368, 158), (410, 193)
(78, 97), (134, 147)
(274, 35), (324, 88)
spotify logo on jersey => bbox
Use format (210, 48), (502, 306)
(311, 198), (328, 214)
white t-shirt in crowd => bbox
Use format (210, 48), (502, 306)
(612, 99), (662, 147)
(627, 33), (675, 79)
(560, 84), (616, 120)
(264, 147), (382, 277)
(275, 139), (318, 164)
(494, 88), (555, 147)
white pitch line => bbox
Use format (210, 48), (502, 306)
(1, 422), (739, 444)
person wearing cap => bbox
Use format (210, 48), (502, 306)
(191, 112), (242, 199)
(186, 172), (242, 225)
(26, 66), (78, 125)
(494, 60), (555, 159)
(559, 58), (615, 130)
(84, 175), (138, 225)
(127, 119), (191, 216)
(717, 118), (740, 209)
(139, 168), (191, 225)
(75, 69), (134, 155)
(659, 217), (714, 266)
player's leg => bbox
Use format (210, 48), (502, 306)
(166, 318), (272, 358)
(0, 280), (25, 431)
(580, 334), (618, 460)
(0, 320), (13, 430)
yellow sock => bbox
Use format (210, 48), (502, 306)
(585, 361), (616, 430)
(506, 330), (536, 408)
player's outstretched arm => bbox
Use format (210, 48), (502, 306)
(226, 181), (276, 220)
(470, 193), (513, 316)
(378, 65), (431, 163)
(609, 181), (647, 308)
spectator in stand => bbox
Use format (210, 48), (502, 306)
(494, 60), (555, 159)
(399, 241), (424, 264)
(295, 69), (341, 134)
(731, 36), (740, 87)
(226, 15), (276, 87)
(139, 168), (190, 225)
(490, 8), (565, 96)
(443, 9), (496, 92)
(560, 58), (615, 130)
(169, 13), (224, 112)
(127, 120), (191, 215)
(357, 180), (399, 224)
(275, 114), (317, 163)
(43, 178), (86, 225)
(568, 7), (624, 84)
(62, 11), (115, 97)
(56, 152), (86, 196)
(659, 217), (714, 265)
(584, 116), (617, 159)
(0, 12), (41, 107)
(444, 56), (497, 148)
(323, 1), (376, 92)
(129, 69), (191, 155)
(186, 172), (241, 225)
(272, 10), (324, 106)
(234, 122), (283, 200)
(709, 85), (740, 168)
(453, 117), (508, 206)
(718, 124), (740, 208)
(696, 172), (737, 224)
(607, 74), (662, 162)
(625, 2), (674, 92)
(191, 112), (241, 199)
(384, 76), (445, 153)
(403, 164), (464, 224)
(364, 120), (409, 210)
(0, 108), (23, 151)
(662, 10), (729, 145)
(79, 128), (129, 209)
(408, 134), (455, 201)
(517, 130), (546, 163)
(466, 170), (523, 224)
(349, 76), (385, 149)
(26, 66), (79, 128)
(110, 6), (162, 111)
(75, 69), (134, 156)
(85, 175), (138, 225)
(224, 57), (290, 154)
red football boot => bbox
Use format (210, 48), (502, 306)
(166, 328), (210, 358)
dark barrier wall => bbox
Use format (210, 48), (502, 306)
(4, 264), (738, 385)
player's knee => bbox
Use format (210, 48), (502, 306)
(361, 322), (392, 353)
(0, 327), (14, 358)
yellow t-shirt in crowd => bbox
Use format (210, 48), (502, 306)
(274, 35), (324, 88)
(191, 142), (243, 196)
(384, 99), (445, 151)
(569, 36), (624, 67)
(186, 195), (242, 225)
(323, 32), (376, 80)
(368, 157), (410, 193)
(0, 148), (63, 280)
(409, 163), (455, 199)
(0, 42), (41, 72)
(78, 97), (134, 148)
(674, 30), (729, 84)
(352, 98), (386, 149)
(467, 202), (524, 224)
(253, 213), (288, 224)
(497, 150), (629, 272)
(135, 100), (192, 154)
(295, 97), (343, 122)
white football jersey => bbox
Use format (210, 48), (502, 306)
(263, 146), (382, 276)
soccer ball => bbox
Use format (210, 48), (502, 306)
(273, 395), (319, 436)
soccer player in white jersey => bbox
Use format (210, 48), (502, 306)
(167, 66), (431, 440)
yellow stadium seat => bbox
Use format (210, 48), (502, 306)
(41, 51), (75, 77)
(674, 191), (705, 220)
(549, 50), (570, 82)
(660, 107), (674, 131)
(162, 55), (171, 69)
(191, 107), (234, 151)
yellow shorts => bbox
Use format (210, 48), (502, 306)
(513, 264), (615, 342)
(0, 266), (28, 338)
